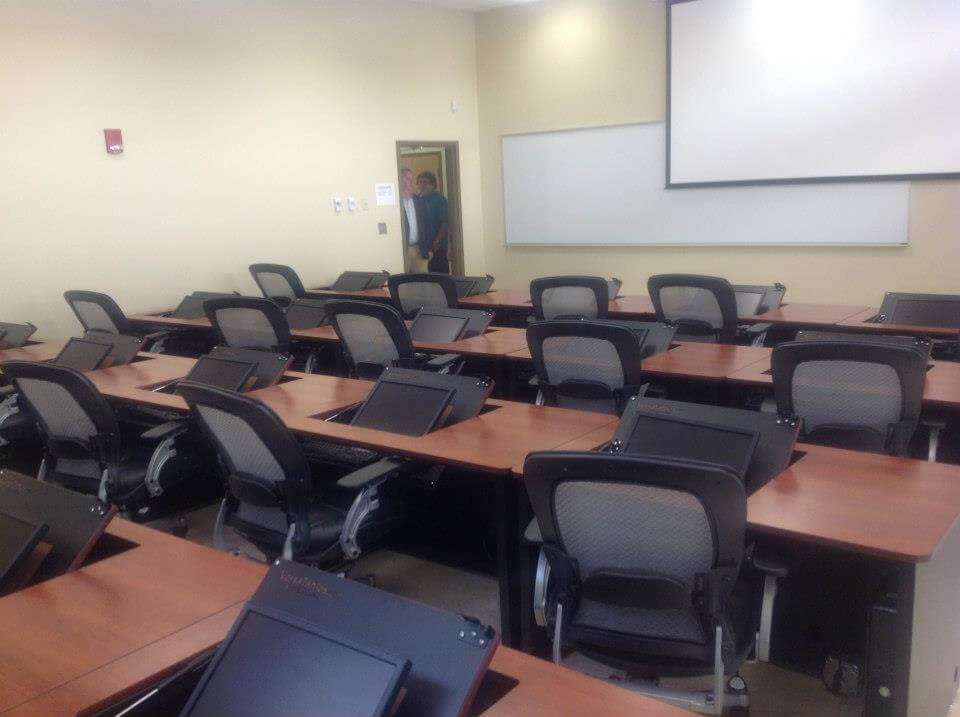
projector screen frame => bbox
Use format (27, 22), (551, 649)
(665, 0), (960, 189)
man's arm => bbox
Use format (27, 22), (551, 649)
(431, 195), (449, 252)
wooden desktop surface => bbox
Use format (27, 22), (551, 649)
(747, 302), (870, 327)
(639, 342), (772, 381)
(456, 289), (656, 316)
(0, 518), (691, 717)
(125, 313), (533, 360)
(837, 307), (960, 337)
(728, 353), (960, 409)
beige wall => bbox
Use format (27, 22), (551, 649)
(0, 0), (482, 339)
(476, 0), (960, 304)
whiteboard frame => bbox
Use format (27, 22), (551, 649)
(501, 120), (911, 248)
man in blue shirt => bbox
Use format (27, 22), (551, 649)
(417, 171), (450, 274)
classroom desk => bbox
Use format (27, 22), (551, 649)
(0, 344), (617, 647)
(306, 286), (393, 301)
(0, 517), (691, 717)
(125, 313), (533, 361)
(837, 308), (960, 338)
(512, 437), (960, 717)
(747, 302), (871, 328)
(455, 289), (657, 317)
(728, 352), (960, 410)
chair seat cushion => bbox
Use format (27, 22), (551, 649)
(232, 502), (346, 555)
(572, 597), (706, 645)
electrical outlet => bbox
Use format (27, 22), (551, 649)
(347, 197), (357, 213)
(333, 197), (343, 213)
(378, 222), (387, 235)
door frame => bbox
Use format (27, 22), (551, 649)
(396, 141), (464, 276)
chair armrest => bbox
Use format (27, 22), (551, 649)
(141, 329), (173, 343)
(749, 554), (789, 578)
(0, 385), (16, 398)
(336, 457), (405, 490)
(524, 517), (542, 543)
(425, 353), (462, 368)
(740, 322), (773, 335)
(140, 420), (189, 442)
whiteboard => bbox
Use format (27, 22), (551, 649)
(502, 122), (910, 247)
(669, 0), (960, 185)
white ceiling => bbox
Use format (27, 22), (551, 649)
(410, 0), (539, 12)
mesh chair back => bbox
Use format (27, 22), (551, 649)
(1, 361), (118, 460)
(179, 382), (310, 522)
(204, 297), (291, 353)
(387, 273), (458, 318)
(63, 290), (130, 335)
(248, 263), (306, 301)
(525, 452), (744, 648)
(326, 300), (414, 379)
(530, 276), (609, 321)
(648, 275), (739, 343)
(527, 321), (644, 414)
(772, 341), (926, 455)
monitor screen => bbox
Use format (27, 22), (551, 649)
(887, 298), (960, 328)
(352, 381), (454, 436)
(172, 296), (208, 320)
(183, 606), (408, 717)
(53, 338), (112, 371)
(285, 303), (329, 330)
(624, 414), (759, 479)
(734, 291), (765, 316)
(452, 278), (477, 298)
(333, 274), (373, 292)
(0, 510), (47, 586)
(0, 322), (37, 349)
(181, 357), (257, 393)
(409, 313), (469, 343)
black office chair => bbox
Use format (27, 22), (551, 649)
(0, 361), (206, 515)
(648, 275), (739, 344)
(325, 300), (461, 380)
(204, 296), (291, 353)
(179, 381), (404, 566)
(526, 321), (646, 415)
(387, 273), (459, 319)
(63, 290), (171, 351)
(524, 451), (758, 714)
(771, 340), (927, 456)
(248, 263), (307, 306)
(530, 276), (609, 321)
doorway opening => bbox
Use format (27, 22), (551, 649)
(396, 141), (464, 276)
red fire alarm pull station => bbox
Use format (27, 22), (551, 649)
(104, 129), (123, 154)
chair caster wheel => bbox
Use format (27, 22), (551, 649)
(170, 517), (188, 538)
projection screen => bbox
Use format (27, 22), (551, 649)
(668, 0), (960, 187)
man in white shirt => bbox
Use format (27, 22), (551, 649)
(400, 168), (430, 273)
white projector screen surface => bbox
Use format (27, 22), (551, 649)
(502, 122), (909, 246)
(668, 0), (960, 186)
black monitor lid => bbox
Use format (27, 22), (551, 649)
(351, 380), (454, 436)
(208, 346), (292, 390)
(249, 561), (498, 717)
(181, 603), (410, 717)
(172, 295), (208, 319)
(54, 337), (112, 371)
(879, 292), (960, 328)
(81, 331), (143, 367)
(610, 396), (800, 495)
(376, 367), (493, 427)
(0, 509), (48, 595)
(795, 329), (932, 361)
(180, 356), (257, 394)
(285, 299), (330, 330)
(0, 470), (114, 584)
(0, 322), (37, 349)
(409, 312), (469, 342)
